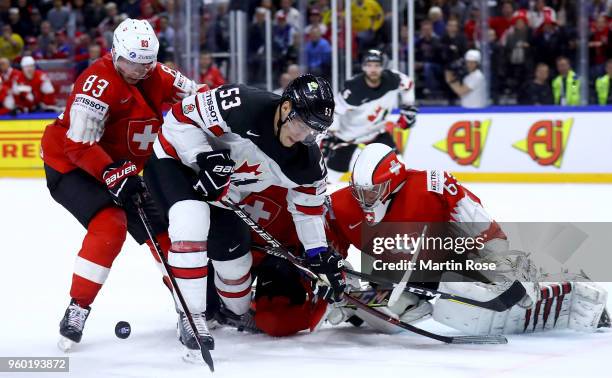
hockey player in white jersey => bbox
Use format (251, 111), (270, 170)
(323, 49), (418, 182)
(143, 74), (346, 361)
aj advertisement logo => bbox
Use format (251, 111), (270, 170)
(513, 119), (573, 167)
(433, 120), (491, 167)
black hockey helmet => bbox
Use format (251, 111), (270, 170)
(281, 74), (335, 133)
(362, 49), (384, 65)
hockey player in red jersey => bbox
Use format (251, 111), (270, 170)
(13, 56), (56, 113)
(40, 18), (200, 351)
(325, 143), (609, 335)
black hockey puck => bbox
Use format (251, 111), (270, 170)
(115, 321), (131, 339)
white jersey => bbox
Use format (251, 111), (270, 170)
(332, 69), (415, 143)
(153, 84), (328, 251)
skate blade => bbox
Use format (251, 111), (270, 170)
(57, 336), (74, 352)
(182, 347), (204, 364)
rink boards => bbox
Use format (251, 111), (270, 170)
(1, 107), (611, 183)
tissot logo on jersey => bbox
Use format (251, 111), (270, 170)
(433, 120), (491, 167)
(513, 119), (573, 168)
(201, 90), (220, 125)
(72, 94), (109, 120)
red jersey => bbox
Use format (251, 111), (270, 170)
(199, 66), (225, 89)
(239, 186), (327, 337)
(41, 54), (194, 179)
(1, 67), (20, 89)
(326, 170), (505, 257)
(13, 69), (56, 112)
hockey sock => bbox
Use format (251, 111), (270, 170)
(70, 207), (127, 307)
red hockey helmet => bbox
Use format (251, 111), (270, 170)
(350, 143), (406, 225)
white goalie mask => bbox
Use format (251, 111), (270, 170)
(111, 18), (159, 82)
(350, 143), (406, 226)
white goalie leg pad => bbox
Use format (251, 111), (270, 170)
(434, 280), (608, 335)
(168, 200), (211, 314)
(567, 281), (608, 332)
(212, 252), (253, 315)
(433, 280), (531, 335)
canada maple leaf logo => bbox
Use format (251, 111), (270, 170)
(235, 161), (262, 176)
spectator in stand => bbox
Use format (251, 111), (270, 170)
(273, 72), (290, 95)
(305, 26), (331, 78)
(8, 7), (29, 38)
(247, 7), (267, 84)
(552, 56), (580, 105)
(84, 0), (106, 32)
(490, 1), (514, 41)
(463, 4), (482, 47)
(272, 12), (296, 73)
(47, 0), (70, 32)
(38, 21), (55, 55)
(76, 40), (101, 75)
(415, 19), (442, 96)
(23, 36), (44, 60)
(323, 13), (358, 62)
(286, 63), (300, 81)
(0, 24), (24, 61)
(67, 0), (87, 36)
(98, 2), (119, 46)
(595, 59), (612, 105)
(140, 1), (160, 30)
(157, 15), (175, 62)
(200, 12), (216, 52)
(531, 17), (566, 68)
(276, 0), (301, 31)
(199, 51), (225, 89)
(589, 14), (610, 78)
(445, 49), (487, 108)
(13, 56), (56, 113)
(519, 63), (554, 105)
(214, 1), (231, 52)
(529, 0), (556, 31)
(0, 57), (20, 89)
(304, 7), (327, 41)
(29, 8), (43, 38)
(428, 6), (445, 37)
(120, 0), (141, 19)
(503, 12), (532, 93)
(0, 75), (14, 115)
(440, 17), (467, 68)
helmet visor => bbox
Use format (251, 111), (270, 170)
(116, 56), (156, 81)
(351, 180), (390, 209)
(287, 112), (325, 145)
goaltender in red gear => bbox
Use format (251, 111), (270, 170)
(41, 19), (200, 350)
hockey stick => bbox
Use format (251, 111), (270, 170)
(250, 244), (524, 313)
(387, 224), (427, 307)
(344, 267), (525, 313)
(221, 199), (507, 345)
(134, 195), (215, 372)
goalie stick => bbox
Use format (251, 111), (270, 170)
(344, 267), (525, 312)
(221, 199), (507, 345)
(134, 195), (215, 372)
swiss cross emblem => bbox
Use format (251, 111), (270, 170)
(127, 119), (160, 156)
(241, 194), (281, 227)
(389, 159), (402, 175)
(141, 40), (149, 48)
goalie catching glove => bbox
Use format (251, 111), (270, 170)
(102, 160), (146, 206)
(306, 248), (346, 303)
(194, 150), (235, 201)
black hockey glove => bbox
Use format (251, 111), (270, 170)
(306, 248), (346, 303)
(399, 104), (418, 129)
(102, 160), (146, 206)
(319, 134), (345, 159)
(194, 150), (235, 201)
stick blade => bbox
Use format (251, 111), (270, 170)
(450, 335), (508, 345)
(200, 345), (215, 372)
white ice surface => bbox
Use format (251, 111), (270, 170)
(1, 179), (611, 378)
